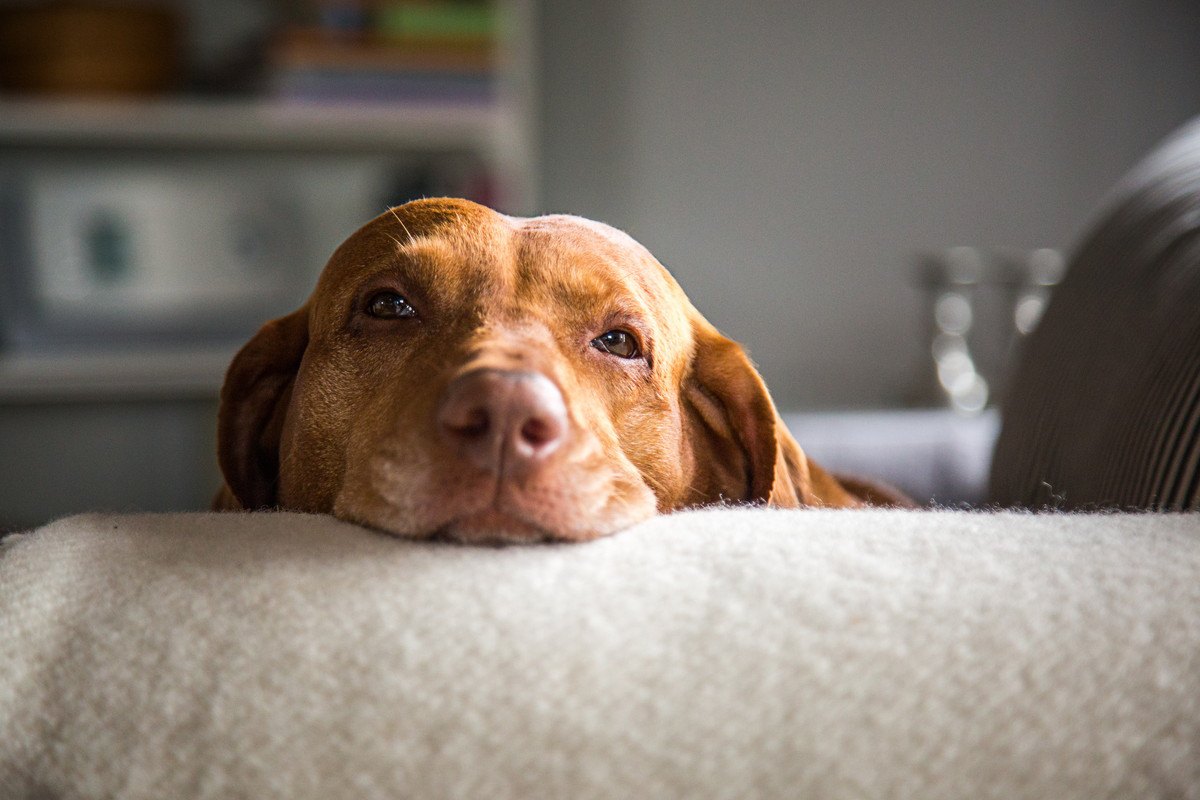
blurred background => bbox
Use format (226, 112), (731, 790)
(1, 0), (1198, 528)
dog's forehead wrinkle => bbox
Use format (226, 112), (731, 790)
(518, 215), (657, 267)
(509, 228), (661, 321)
(521, 213), (646, 252)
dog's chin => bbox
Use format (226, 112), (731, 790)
(332, 450), (661, 544)
(434, 509), (571, 545)
(349, 507), (619, 545)
(334, 492), (638, 545)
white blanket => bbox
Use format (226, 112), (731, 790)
(2, 509), (1199, 799)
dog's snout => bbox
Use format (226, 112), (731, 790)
(437, 369), (568, 474)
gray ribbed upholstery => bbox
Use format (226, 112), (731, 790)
(989, 118), (1200, 510)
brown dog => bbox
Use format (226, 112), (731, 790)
(216, 198), (899, 542)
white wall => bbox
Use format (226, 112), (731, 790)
(539, 0), (1200, 408)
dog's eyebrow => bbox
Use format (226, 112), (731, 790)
(362, 235), (463, 288)
(388, 235), (457, 266)
(357, 233), (504, 309)
(598, 295), (652, 325)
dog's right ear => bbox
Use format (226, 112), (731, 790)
(216, 307), (309, 510)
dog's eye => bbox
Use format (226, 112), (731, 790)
(591, 329), (640, 359)
(366, 291), (417, 320)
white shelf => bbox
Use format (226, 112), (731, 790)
(0, 97), (506, 153)
(0, 1), (538, 407)
(0, 348), (234, 402)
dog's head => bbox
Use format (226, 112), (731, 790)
(218, 198), (866, 543)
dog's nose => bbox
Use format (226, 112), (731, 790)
(437, 369), (568, 475)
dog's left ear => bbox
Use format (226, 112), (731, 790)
(216, 306), (309, 510)
(682, 326), (863, 508)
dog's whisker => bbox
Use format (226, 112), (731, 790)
(387, 206), (415, 242)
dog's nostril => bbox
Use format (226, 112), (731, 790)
(457, 409), (490, 438)
(441, 405), (490, 440)
(520, 416), (558, 448)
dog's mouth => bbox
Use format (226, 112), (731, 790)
(339, 467), (610, 544)
(336, 441), (658, 545)
(432, 482), (624, 544)
(432, 508), (561, 545)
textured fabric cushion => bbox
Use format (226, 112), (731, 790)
(990, 116), (1200, 509)
(3, 509), (1199, 799)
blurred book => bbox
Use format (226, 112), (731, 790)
(376, 1), (496, 46)
(268, 1), (497, 106)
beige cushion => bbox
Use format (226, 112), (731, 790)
(3, 509), (1199, 798)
